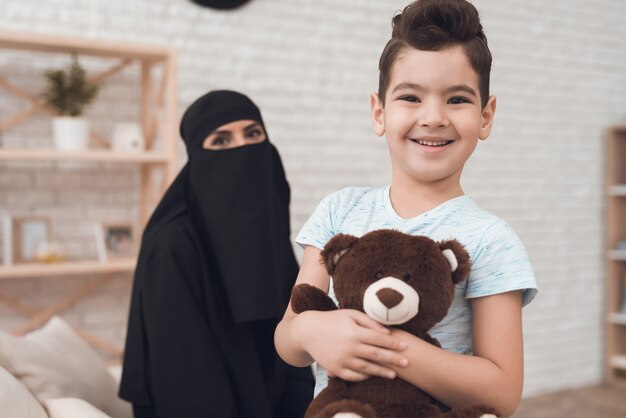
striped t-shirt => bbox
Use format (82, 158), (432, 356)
(295, 186), (538, 396)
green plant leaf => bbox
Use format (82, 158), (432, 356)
(41, 54), (99, 117)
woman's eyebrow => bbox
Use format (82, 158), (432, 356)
(208, 129), (230, 136)
(244, 122), (262, 131)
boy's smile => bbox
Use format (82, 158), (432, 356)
(371, 45), (496, 192)
(410, 136), (454, 153)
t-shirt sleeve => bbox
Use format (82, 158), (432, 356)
(465, 219), (538, 307)
(295, 193), (337, 250)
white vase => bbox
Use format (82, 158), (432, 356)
(52, 117), (89, 151)
(112, 122), (144, 153)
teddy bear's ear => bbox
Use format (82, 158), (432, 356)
(319, 233), (359, 275)
(439, 239), (471, 284)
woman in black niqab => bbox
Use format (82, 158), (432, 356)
(119, 90), (313, 418)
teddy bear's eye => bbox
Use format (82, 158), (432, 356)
(402, 272), (411, 281)
(375, 271), (383, 279)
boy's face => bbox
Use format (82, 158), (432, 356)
(370, 45), (496, 188)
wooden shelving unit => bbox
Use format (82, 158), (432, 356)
(0, 258), (137, 280)
(605, 124), (626, 384)
(0, 149), (171, 164)
(0, 30), (179, 356)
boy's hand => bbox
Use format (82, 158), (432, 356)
(296, 309), (409, 381)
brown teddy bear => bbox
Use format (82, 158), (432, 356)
(290, 229), (498, 418)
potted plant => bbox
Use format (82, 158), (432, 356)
(42, 54), (98, 151)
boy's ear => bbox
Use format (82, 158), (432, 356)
(320, 234), (359, 275)
(370, 92), (385, 137)
(479, 95), (497, 140)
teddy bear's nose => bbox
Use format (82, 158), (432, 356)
(376, 288), (404, 309)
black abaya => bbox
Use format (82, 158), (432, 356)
(119, 91), (313, 418)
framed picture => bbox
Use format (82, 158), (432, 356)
(101, 222), (136, 259)
(12, 217), (51, 263)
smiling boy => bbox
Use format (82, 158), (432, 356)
(275, 1), (537, 417)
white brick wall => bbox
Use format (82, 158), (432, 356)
(1, 0), (626, 399)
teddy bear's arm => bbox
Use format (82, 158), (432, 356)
(423, 333), (442, 348)
(290, 283), (338, 314)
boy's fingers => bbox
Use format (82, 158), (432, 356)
(349, 358), (397, 380)
(355, 345), (409, 368)
(350, 310), (390, 333)
(360, 328), (407, 351)
(335, 368), (369, 382)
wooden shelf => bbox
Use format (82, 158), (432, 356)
(610, 355), (626, 371)
(0, 29), (173, 62)
(0, 257), (137, 280)
(608, 185), (626, 197)
(608, 249), (626, 261)
(608, 313), (626, 325)
(0, 148), (170, 164)
(0, 29), (178, 359)
(605, 126), (626, 384)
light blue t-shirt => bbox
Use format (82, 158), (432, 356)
(295, 186), (538, 395)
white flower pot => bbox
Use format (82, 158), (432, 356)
(52, 117), (89, 151)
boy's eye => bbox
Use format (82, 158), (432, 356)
(399, 95), (420, 103)
(448, 96), (470, 105)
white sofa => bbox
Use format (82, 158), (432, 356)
(0, 317), (132, 418)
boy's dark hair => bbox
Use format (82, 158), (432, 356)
(378, 0), (492, 108)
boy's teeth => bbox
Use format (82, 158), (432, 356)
(417, 139), (449, 146)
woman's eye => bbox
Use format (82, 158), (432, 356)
(448, 96), (469, 105)
(375, 271), (383, 279)
(246, 129), (263, 138)
(212, 135), (229, 146)
(402, 272), (411, 281)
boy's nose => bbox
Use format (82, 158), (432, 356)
(418, 102), (448, 128)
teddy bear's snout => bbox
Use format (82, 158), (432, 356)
(376, 288), (403, 309)
(363, 277), (420, 325)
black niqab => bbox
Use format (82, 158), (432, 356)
(120, 90), (312, 417)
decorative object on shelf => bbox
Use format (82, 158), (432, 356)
(34, 240), (64, 263)
(93, 224), (107, 263)
(2, 214), (12, 266)
(12, 217), (51, 263)
(190, 0), (252, 10)
(101, 222), (136, 259)
(112, 122), (144, 153)
(41, 54), (99, 151)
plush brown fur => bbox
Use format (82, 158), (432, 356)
(290, 229), (498, 418)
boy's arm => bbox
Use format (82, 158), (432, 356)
(274, 245), (409, 381)
(391, 290), (523, 418)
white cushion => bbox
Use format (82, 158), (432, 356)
(0, 316), (132, 418)
(45, 398), (112, 418)
(0, 365), (48, 418)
